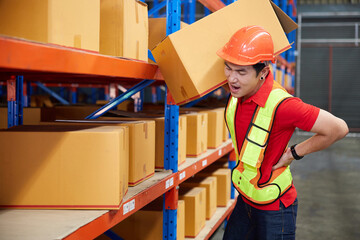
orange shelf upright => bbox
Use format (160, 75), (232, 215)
(0, 36), (164, 83)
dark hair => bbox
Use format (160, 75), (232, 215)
(253, 62), (267, 76)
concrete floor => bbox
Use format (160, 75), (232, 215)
(209, 132), (360, 240)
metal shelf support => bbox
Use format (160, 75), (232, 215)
(149, 0), (167, 17)
(163, 1), (181, 239)
(7, 76), (23, 128)
(86, 79), (154, 119)
(35, 81), (70, 105)
(104, 230), (124, 240)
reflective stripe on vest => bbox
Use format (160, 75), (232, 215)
(225, 85), (293, 205)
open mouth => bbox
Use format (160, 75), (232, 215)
(229, 84), (241, 92)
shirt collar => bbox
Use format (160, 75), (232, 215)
(242, 72), (274, 108)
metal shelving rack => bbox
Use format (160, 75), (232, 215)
(0, 0), (297, 239)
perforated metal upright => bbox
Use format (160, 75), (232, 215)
(7, 75), (23, 128)
(163, 1), (181, 240)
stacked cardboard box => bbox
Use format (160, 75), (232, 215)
(203, 108), (224, 149)
(184, 113), (208, 157)
(0, 0), (100, 51)
(182, 176), (217, 220)
(198, 168), (231, 207)
(181, 107), (225, 150)
(179, 187), (206, 238)
(100, 115), (187, 169)
(41, 119), (155, 186)
(100, 0), (148, 61)
(0, 125), (128, 209)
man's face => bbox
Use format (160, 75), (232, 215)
(224, 61), (261, 99)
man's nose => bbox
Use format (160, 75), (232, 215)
(227, 71), (237, 83)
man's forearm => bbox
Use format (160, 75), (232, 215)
(293, 111), (348, 158)
(294, 133), (338, 158)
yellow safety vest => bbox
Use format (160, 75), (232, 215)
(225, 82), (293, 205)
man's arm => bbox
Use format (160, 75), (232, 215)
(272, 109), (349, 170)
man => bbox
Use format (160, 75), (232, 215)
(217, 26), (348, 239)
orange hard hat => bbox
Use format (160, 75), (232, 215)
(217, 25), (275, 65)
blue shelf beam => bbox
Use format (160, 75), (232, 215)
(149, 0), (167, 17)
(86, 79), (154, 119)
(104, 230), (124, 240)
(35, 81), (70, 105)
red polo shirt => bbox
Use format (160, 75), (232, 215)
(234, 72), (320, 211)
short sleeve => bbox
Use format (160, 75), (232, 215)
(276, 97), (320, 131)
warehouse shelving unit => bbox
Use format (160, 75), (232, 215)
(0, 0), (297, 239)
(0, 33), (236, 239)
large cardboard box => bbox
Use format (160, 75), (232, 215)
(198, 168), (231, 207)
(179, 187), (206, 238)
(100, 0), (148, 61)
(204, 108), (224, 149)
(152, 0), (297, 105)
(184, 113), (208, 157)
(41, 119), (155, 186)
(0, 108), (41, 129)
(0, 125), (128, 209)
(0, 0), (99, 51)
(182, 176), (217, 220)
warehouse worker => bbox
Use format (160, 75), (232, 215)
(217, 25), (348, 240)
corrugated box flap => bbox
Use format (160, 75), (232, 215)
(271, 2), (298, 34)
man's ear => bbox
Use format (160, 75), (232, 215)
(262, 66), (270, 78)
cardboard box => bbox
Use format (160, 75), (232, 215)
(182, 176), (217, 220)
(179, 187), (206, 238)
(0, 125), (128, 209)
(198, 168), (231, 207)
(149, 17), (188, 63)
(0, 108), (41, 129)
(151, 116), (187, 168)
(41, 119), (155, 186)
(177, 199), (185, 240)
(184, 113), (208, 157)
(0, 0), (99, 51)
(96, 199), (163, 240)
(100, 0), (148, 61)
(204, 108), (224, 149)
(152, 0), (297, 105)
(96, 197), (185, 240)
(99, 115), (186, 169)
(149, 18), (189, 51)
(122, 120), (155, 186)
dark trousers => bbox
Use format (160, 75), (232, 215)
(223, 195), (298, 240)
